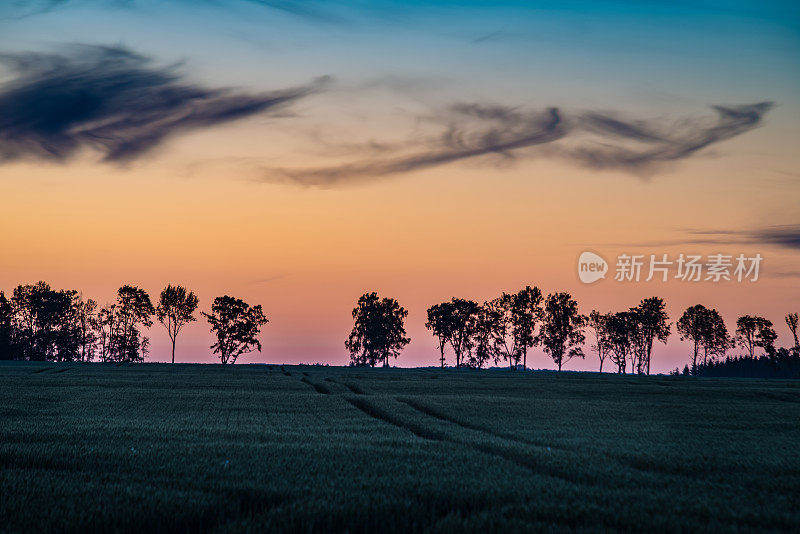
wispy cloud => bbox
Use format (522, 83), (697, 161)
(0, 44), (328, 164)
(265, 101), (773, 186)
(690, 225), (800, 251)
(2, 0), (345, 24)
(602, 225), (800, 251)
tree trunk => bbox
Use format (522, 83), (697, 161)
(171, 338), (176, 364)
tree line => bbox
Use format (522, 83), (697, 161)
(347, 288), (800, 376)
(2, 281), (798, 375)
(0, 282), (267, 364)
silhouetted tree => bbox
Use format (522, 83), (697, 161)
(10, 282), (79, 361)
(203, 296), (268, 365)
(487, 286), (542, 370)
(513, 286), (543, 369)
(736, 315), (777, 358)
(346, 292), (409, 367)
(702, 309), (731, 366)
(469, 304), (495, 369)
(97, 304), (118, 363)
(157, 284), (199, 364)
(73, 295), (98, 362)
(677, 304), (710, 371)
(449, 299), (480, 368)
(111, 285), (155, 362)
(606, 311), (634, 373)
(786, 313), (799, 352)
(426, 298), (480, 368)
(538, 292), (585, 371)
(676, 305), (730, 371)
(0, 292), (13, 360)
(631, 297), (670, 375)
(693, 347), (800, 378)
(588, 310), (611, 372)
(426, 302), (455, 368)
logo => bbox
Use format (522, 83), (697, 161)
(578, 251), (608, 284)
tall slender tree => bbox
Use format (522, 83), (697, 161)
(786, 313), (799, 352)
(587, 310), (611, 372)
(73, 295), (98, 362)
(157, 285), (199, 364)
(113, 285), (155, 362)
(703, 309), (730, 365)
(677, 304), (711, 371)
(606, 311), (634, 374)
(449, 299), (480, 368)
(426, 301), (455, 368)
(0, 292), (13, 360)
(512, 286), (543, 369)
(631, 297), (670, 375)
(538, 292), (585, 371)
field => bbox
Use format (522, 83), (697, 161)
(1, 362), (799, 533)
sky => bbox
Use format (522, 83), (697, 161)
(0, 0), (798, 371)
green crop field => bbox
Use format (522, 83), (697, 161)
(1, 362), (798, 533)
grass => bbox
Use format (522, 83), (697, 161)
(1, 361), (799, 533)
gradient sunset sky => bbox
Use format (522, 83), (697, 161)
(1, 0), (798, 371)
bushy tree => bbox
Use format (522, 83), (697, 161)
(157, 284), (199, 364)
(203, 296), (268, 364)
(73, 295), (98, 362)
(631, 297), (670, 375)
(10, 282), (79, 361)
(487, 286), (542, 370)
(107, 285), (155, 362)
(677, 305), (709, 371)
(702, 309), (731, 365)
(469, 304), (495, 369)
(346, 293), (409, 367)
(677, 304), (730, 371)
(426, 298), (480, 368)
(736, 315), (777, 358)
(606, 311), (634, 374)
(538, 292), (585, 371)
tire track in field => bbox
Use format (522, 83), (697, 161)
(342, 395), (589, 485)
(296, 375), (591, 485)
(345, 396), (449, 442)
(397, 397), (565, 451)
(300, 376), (333, 394)
(325, 377), (368, 395)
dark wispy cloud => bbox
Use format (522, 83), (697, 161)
(603, 225), (800, 252)
(3, 0), (344, 24)
(689, 226), (800, 251)
(0, 44), (328, 164)
(274, 104), (565, 186)
(268, 101), (772, 186)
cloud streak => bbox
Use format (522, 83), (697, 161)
(268, 101), (772, 186)
(605, 225), (800, 252)
(0, 45), (327, 164)
(689, 226), (800, 251)
(2, 0), (344, 24)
